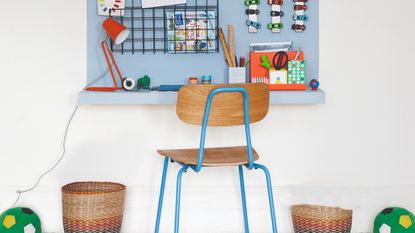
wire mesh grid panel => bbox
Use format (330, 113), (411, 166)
(109, 1), (166, 54)
(109, 0), (219, 54)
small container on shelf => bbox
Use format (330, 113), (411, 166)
(228, 67), (247, 84)
(201, 75), (212, 84)
(188, 77), (199, 85)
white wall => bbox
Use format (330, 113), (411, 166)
(1, 0), (415, 232)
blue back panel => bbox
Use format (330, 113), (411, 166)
(87, 0), (319, 87)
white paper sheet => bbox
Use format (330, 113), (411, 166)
(97, 0), (126, 16)
(141, 0), (186, 8)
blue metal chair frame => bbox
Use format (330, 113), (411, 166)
(154, 87), (278, 233)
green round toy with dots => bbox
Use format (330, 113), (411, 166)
(374, 207), (415, 233)
(0, 207), (42, 233)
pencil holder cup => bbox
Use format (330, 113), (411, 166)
(228, 67), (247, 84)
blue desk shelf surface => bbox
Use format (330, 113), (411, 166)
(79, 89), (326, 105)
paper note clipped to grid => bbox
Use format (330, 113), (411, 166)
(141, 0), (186, 8)
(98, 0), (126, 16)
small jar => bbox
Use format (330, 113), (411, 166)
(188, 77), (198, 85)
(201, 75), (212, 84)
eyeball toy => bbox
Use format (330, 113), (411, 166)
(310, 79), (320, 91)
(122, 77), (136, 91)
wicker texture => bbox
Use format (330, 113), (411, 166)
(62, 182), (126, 233)
(291, 205), (353, 233)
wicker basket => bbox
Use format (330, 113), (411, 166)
(291, 204), (353, 233)
(62, 182), (126, 233)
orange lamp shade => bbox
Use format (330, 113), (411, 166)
(102, 18), (130, 45)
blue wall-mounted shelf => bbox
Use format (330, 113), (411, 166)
(84, 0), (325, 105)
(79, 89), (325, 105)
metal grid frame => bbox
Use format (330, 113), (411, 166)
(109, 0), (219, 54)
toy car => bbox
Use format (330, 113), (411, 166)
(294, 5), (308, 11)
(268, 0), (283, 5)
(246, 9), (260, 15)
(271, 11), (284, 17)
(293, 0), (308, 2)
(293, 14), (308, 21)
(267, 23), (283, 30)
(246, 20), (261, 29)
(244, 0), (260, 6)
(292, 24), (306, 31)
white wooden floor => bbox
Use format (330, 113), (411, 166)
(2, 185), (414, 233)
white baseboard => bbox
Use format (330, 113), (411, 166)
(1, 185), (414, 233)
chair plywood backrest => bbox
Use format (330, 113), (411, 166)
(177, 84), (270, 126)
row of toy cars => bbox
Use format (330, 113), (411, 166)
(245, 0), (261, 33)
(292, 0), (308, 32)
(267, 0), (284, 33)
(244, 0), (309, 33)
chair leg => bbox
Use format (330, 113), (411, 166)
(239, 165), (250, 233)
(154, 157), (170, 233)
(174, 166), (189, 233)
(254, 163), (278, 233)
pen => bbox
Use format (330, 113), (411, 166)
(240, 56), (246, 67)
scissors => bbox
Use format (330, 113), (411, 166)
(272, 51), (288, 70)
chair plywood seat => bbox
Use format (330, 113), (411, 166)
(157, 146), (260, 167)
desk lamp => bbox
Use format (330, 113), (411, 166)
(86, 18), (130, 92)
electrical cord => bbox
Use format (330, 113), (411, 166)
(10, 39), (116, 208)
(86, 41), (117, 89)
(11, 105), (79, 208)
(85, 60), (114, 89)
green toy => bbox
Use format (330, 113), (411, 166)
(374, 207), (415, 233)
(260, 54), (272, 71)
(0, 207), (41, 233)
(137, 75), (151, 90)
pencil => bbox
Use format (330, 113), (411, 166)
(240, 56), (246, 67)
(294, 47), (302, 61)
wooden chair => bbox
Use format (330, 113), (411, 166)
(154, 84), (278, 233)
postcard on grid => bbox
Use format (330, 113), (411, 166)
(141, 0), (186, 8)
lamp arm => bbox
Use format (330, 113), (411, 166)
(102, 41), (124, 85)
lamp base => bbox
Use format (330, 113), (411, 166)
(85, 87), (119, 92)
